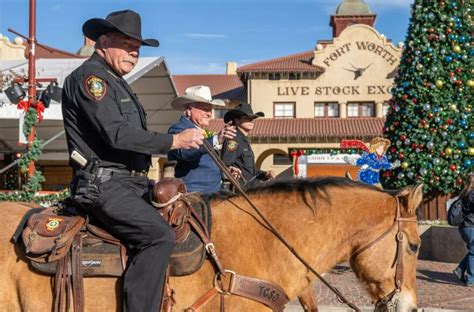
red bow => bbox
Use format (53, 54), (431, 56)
(17, 99), (29, 112)
(290, 149), (304, 176)
(17, 100), (45, 122)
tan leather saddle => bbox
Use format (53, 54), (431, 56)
(14, 177), (211, 312)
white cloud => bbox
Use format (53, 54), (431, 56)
(184, 33), (228, 39)
(49, 4), (62, 12)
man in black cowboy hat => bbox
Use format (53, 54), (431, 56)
(221, 103), (275, 190)
(62, 10), (204, 311)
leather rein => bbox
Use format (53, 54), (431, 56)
(202, 140), (417, 311)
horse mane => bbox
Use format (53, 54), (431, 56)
(213, 176), (400, 208)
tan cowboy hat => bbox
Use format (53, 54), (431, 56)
(82, 10), (159, 47)
(170, 85), (225, 110)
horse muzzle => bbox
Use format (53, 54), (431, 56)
(374, 292), (417, 312)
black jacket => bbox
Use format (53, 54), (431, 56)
(62, 53), (173, 172)
(221, 129), (267, 188)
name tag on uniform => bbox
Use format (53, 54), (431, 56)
(120, 98), (131, 103)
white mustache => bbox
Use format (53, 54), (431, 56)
(123, 59), (136, 65)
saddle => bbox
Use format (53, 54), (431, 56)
(13, 177), (212, 312)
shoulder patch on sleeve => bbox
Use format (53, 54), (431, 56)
(85, 76), (107, 101)
(227, 140), (238, 152)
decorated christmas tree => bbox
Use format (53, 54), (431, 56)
(383, 0), (472, 195)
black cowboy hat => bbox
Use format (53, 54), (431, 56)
(224, 103), (264, 123)
(82, 10), (159, 47)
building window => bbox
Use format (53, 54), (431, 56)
(274, 102), (295, 118)
(383, 102), (390, 116)
(273, 153), (292, 165)
(269, 73), (281, 80)
(289, 73), (301, 80)
(347, 102), (375, 117)
(314, 102), (339, 117)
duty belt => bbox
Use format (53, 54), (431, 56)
(99, 167), (149, 178)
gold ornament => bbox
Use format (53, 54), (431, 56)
(401, 161), (409, 169)
(445, 147), (453, 155)
(435, 80), (444, 88)
(467, 80), (474, 88)
(453, 45), (461, 53)
(468, 147), (474, 156)
(449, 104), (457, 111)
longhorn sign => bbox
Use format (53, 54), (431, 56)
(343, 63), (373, 80)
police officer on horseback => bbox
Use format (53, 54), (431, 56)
(62, 10), (204, 311)
(221, 103), (275, 190)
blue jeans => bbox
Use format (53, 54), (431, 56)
(458, 226), (474, 285)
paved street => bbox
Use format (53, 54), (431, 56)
(286, 260), (474, 311)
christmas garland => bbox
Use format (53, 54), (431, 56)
(0, 103), (68, 204)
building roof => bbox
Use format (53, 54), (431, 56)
(209, 118), (384, 140)
(172, 74), (246, 101)
(24, 41), (83, 59)
(237, 51), (325, 74)
(335, 0), (372, 15)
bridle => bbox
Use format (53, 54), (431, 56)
(350, 196), (418, 311)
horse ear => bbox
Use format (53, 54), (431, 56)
(397, 184), (424, 215)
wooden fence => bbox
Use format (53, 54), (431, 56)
(418, 194), (452, 221)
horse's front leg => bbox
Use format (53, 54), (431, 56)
(298, 287), (318, 312)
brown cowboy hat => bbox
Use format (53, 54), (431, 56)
(223, 103), (264, 123)
(82, 10), (159, 47)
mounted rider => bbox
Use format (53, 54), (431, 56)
(61, 10), (204, 311)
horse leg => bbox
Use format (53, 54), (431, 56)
(298, 287), (319, 312)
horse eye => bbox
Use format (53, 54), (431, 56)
(408, 243), (419, 253)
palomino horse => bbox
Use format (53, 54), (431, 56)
(0, 177), (422, 311)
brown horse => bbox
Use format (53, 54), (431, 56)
(0, 177), (422, 311)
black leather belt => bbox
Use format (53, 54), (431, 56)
(100, 168), (148, 178)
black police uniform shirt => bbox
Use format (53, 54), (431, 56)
(62, 52), (173, 172)
(221, 128), (267, 186)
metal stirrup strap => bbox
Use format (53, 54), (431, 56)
(202, 140), (361, 312)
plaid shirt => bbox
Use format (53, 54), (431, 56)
(167, 116), (221, 193)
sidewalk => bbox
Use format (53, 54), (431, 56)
(285, 260), (474, 311)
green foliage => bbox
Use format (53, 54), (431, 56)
(383, 0), (473, 195)
(0, 101), (62, 204)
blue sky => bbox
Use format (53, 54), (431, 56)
(0, 0), (413, 74)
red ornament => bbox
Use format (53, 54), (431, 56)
(455, 68), (462, 74)
(428, 113), (433, 118)
(412, 143), (417, 149)
(412, 98), (417, 104)
(398, 153), (405, 160)
(400, 135), (407, 141)
(447, 119), (454, 125)
(402, 95), (408, 100)
(449, 72), (455, 77)
(390, 147), (396, 153)
(449, 164), (457, 171)
(440, 152), (446, 157)
(456, 80), (463, 86)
